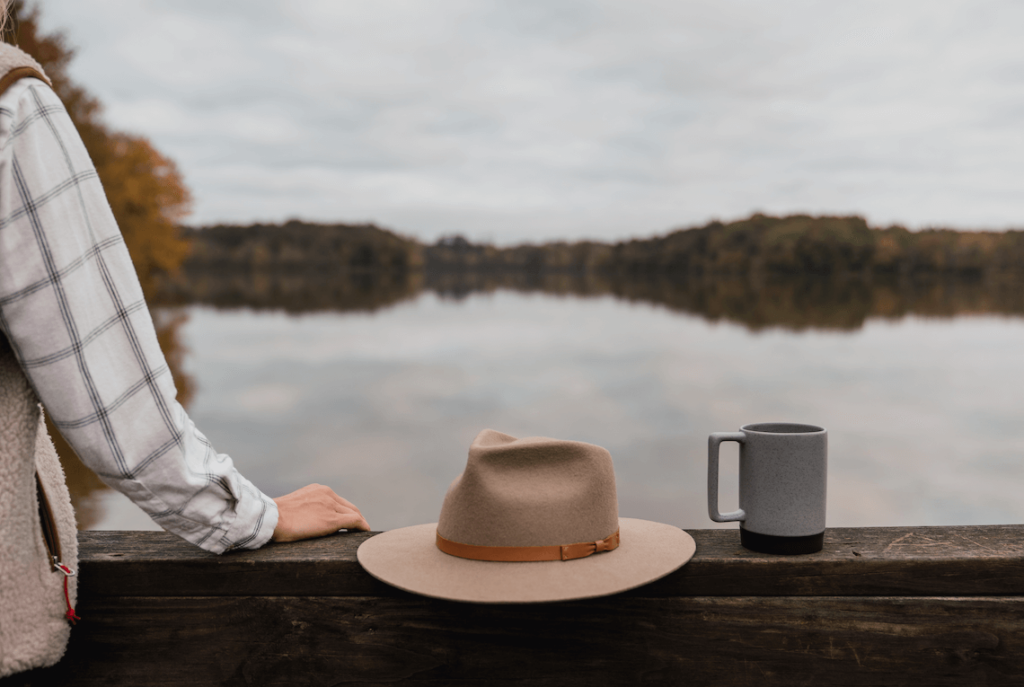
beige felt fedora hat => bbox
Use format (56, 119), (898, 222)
(357, 429), (696, 603)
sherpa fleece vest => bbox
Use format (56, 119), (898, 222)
(0, 43), (80, 678)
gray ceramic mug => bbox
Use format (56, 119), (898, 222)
(708, 422), (827, 554)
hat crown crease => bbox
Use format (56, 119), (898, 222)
(437, 429), (619, 548)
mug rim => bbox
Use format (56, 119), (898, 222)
(741, 422), (825, 435)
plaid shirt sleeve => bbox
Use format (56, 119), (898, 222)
(0, 78), (278, 554)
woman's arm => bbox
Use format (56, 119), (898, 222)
(0, 78), (367, 552)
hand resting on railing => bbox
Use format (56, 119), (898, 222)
(271, 484), (370, 542)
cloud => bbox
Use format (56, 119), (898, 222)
(38, 0), (1024, 243)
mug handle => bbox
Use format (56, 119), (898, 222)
(708, 432), (746, 522)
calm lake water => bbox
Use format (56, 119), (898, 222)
(88, 289), (1024, 532)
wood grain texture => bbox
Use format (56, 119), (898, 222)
(5, 526), (1024, 686)
(6, 596), (1022, 687)
(75, 525), (1024, 597)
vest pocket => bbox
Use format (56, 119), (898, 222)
(35, 472), (61, 570)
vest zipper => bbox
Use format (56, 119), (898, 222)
(36, 472), (79, 623)
(35, 472), (61, 570)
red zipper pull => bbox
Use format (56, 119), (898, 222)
(53, 558), (80, 625)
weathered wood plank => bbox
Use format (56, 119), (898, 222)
(75, 525), (1024, 597)
(6, 596), (1022, 687)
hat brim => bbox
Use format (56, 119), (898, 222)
(356, 517), (696, 603)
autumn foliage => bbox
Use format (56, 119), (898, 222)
(8, 4), (192, 299)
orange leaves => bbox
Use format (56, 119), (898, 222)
(11, 5), (192, 301)
(97, 133), (192, 297)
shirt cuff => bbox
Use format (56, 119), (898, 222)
(119, 474), (278, 554)
(218, 475), (279, 553)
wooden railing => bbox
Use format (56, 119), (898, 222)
(5, 525), (1024, 686)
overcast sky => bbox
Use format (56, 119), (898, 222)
(35, 0), (1024, 244)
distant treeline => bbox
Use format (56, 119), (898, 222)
(171, 214), (1024, 279)
(427, 214), (1024, 276)
(607, 215), (1024, 276)
(152, 214), (1024, 329)
(178, 221), (422, 272)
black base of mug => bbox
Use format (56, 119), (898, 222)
(740, 528), (824, 555)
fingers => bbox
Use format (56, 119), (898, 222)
(335, 511), (371, 532)
(295, 484), (364, 517)
(314, 485), (366, 522)
(325, 494), (369, 531)
(328, 491), (363, 516)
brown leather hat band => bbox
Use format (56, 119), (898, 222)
(436, 529), (620, 562)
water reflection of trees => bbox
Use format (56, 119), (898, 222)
(579, 272), (1024, 331)
(155, 268), (1024, 332)
(158, 268), (423, 314)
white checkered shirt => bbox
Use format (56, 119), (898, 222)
(0, 78), (277, 553)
